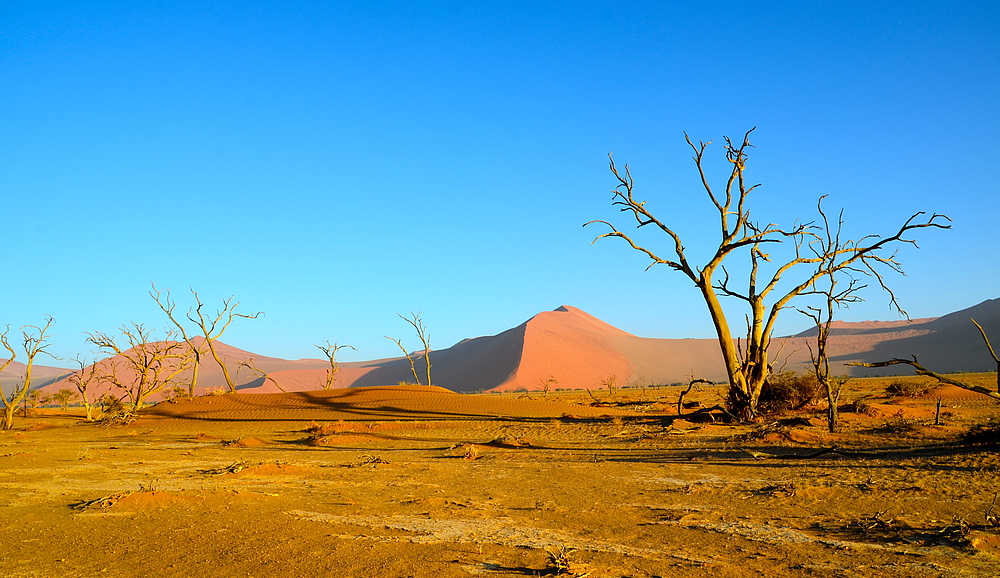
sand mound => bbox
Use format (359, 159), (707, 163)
(145, 385), (624, 422)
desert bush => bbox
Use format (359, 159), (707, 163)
(758, 371), (822, 413)
(846, 396), (877, 416)
(885, 380), (931, 398)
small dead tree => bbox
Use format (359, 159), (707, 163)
(87, 323), (193, 413)
(386, 312), (432, 386)
(587, 128), (950, 419)
(315, 341), (356, 390)
(187, 290), (262, 393)
(2, 317), (56, 430)
(972, 318), (1000, 393)
(151, 283), (206, 398)
(798, 200), (862, 433)
(237, 358), (286, 392)
(67, 356), (101, 421)
(538, 375), (558, 397)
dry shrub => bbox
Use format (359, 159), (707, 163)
(758, 371), (821, 413)
(545, 546), (591, 576)
(305, 421), (343, 436)
(846, 396), (878, 416)
(885, 380), (931, 398)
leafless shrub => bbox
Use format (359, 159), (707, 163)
(758, 371), (822, 413)
(349, 454), (388, 468)
(885, 380), (931, 398)
(545, 546), (591, 576)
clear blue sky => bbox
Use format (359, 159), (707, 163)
(2, 1), (997, 364)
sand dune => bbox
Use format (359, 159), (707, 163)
(39, 299), (1000, 398)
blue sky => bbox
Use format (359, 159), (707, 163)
(2, 1), (997, 364)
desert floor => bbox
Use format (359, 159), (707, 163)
(2, 380), (999, 578)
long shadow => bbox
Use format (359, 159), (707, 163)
(145, 387), (636, 424)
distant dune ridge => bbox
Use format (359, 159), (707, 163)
(33, 298), (1000, 398)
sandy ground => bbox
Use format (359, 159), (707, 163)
(2, 380), (999, 577)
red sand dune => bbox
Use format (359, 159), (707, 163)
(39, 299), (1000, 397)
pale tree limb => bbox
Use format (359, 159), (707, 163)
(971, 318), (1000, 393)
(386, 336), (421, 385)
(849, 358), (1000, 401)
(237, 358), (286, 393)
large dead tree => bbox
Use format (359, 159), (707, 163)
(87, 323), (192, 413)
(187, 290), (262, 393)
(2, 317), (55, 430)
(587, 129), (950, 419)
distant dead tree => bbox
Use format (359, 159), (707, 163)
(850, 319), (1000, 401)
(586, 128), (950, 419)
(237, 358), (286, 392)
(151, 283), (207, 398)
(315, 341), (356, 390)
(187, 289), (262, 393)
(67, 355), (101, 421)
(385, 312), (432, 386)
(2, 317), (56, 430)
(538, 375), (558, 397)
(87, 323), (193, 413)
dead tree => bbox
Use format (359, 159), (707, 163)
(151, 283), (206, 398)
(798, 200), (862, 433)
(586, 129), (950, 419)
(87, 323), (192, 413)
(2, 317), (55, 430)
(315, 341), (355, 390)
(237, 358), (286, 392)
(67, 356), (101, 421)
(386, 312), (432, 386)
(972, 318), (1000, 393)
(187, 290), (262, 393)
